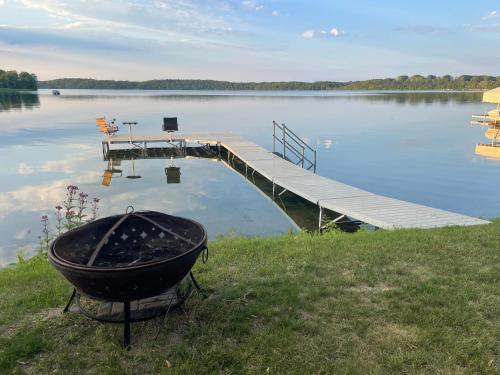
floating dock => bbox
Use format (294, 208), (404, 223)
(104, 132), (490, 230)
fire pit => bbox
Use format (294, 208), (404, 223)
(49, 208), (208, 348)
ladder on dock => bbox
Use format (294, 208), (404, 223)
(272, 121), (316, 172)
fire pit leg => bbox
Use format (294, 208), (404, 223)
(190, 272), (207, 299)
(123, 300), (131, 350)
(154, 284), (180, 340)
(63, 288), (77, 313)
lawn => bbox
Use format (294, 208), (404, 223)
(1, 220), (499, 374)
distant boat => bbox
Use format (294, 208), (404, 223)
(471, 87), (500, 158)
(52, 90), (60, 96)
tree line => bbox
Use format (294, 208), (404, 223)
(340, 75), (499, 91)
(38, 78), (345, 90)
(0, 70), (38, 90)
(35, 74), (500, 91)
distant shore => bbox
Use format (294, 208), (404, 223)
(38, 75), (499, 91)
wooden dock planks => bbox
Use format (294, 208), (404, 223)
(104, 132), (490, 229)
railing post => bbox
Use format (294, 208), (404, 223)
(318, 206), (323, 233)
(301, 146), (305, 168)
(282, 123), (286, 160)
(313, 150), (317, 173)
(272, 121), (276, 153)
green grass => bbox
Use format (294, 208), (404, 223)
(0, 328), (50, 374)
(1, 221), (499, 374)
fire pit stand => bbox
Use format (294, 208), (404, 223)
(63, 272), (206, 348)
(49, 209), (209, 349)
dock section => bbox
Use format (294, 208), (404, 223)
(104, 132), (490, 230)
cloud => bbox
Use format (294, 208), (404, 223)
(0, 0), (272, 62)
(271, 10), (279, 16)
(302, 30), (314, 38)
(0, 172), (101, 220)
(58, 22), (86, 30)
(483, 10), (499, 19)
(40, 159), (81, 174)
(302, 27), (345, 39)
(18, 162), (35, 175)
(330, 28), (340, 37)
(323, 139), (333, 150)
(15, 229), (31, 240)
(241, 1), (254, 9)
(19, 0), (71, 17)
(18, 0), (237, 37)
(0, 0), (5, 5)
(17, 147), (96, 175)
(241, 1), (263, 11)
(0, 25), (145, 53)
(153, 1), (167, 9)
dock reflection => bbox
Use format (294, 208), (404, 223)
(103, 146), (360, 232)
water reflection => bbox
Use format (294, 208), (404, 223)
(39, 89), (484, 105)
(165, 161), (181, 184)
(105, 146), (359, 232)
(0, 91), (40, 111)
(347, 91), (483, 104)
(102, 159), (123, 186)
(103, 147), (214, 186)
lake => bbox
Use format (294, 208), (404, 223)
(0, 89), (498, 266)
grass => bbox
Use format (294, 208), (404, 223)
(0, 220), (499, 374)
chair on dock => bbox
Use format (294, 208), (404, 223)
(162, 117), (178, 141)
(97, 117), (119, 145)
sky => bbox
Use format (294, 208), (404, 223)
(0, 0), (499, 81)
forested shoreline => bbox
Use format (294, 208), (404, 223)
(0, 70), (38, 90)
(39, 75), (499, 91)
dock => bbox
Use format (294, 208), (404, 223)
(104, 131), (490, 230)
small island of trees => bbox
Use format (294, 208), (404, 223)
(0, 69), (38, 90)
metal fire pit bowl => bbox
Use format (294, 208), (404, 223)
(49, 210), (207, 302)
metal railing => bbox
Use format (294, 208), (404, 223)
(272, 121), (317, 172)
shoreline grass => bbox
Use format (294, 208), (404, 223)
(1, 221), (499, 374)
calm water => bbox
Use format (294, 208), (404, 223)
(0, 89), (499, 265)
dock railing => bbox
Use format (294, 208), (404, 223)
(272, 121), (317, 173)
